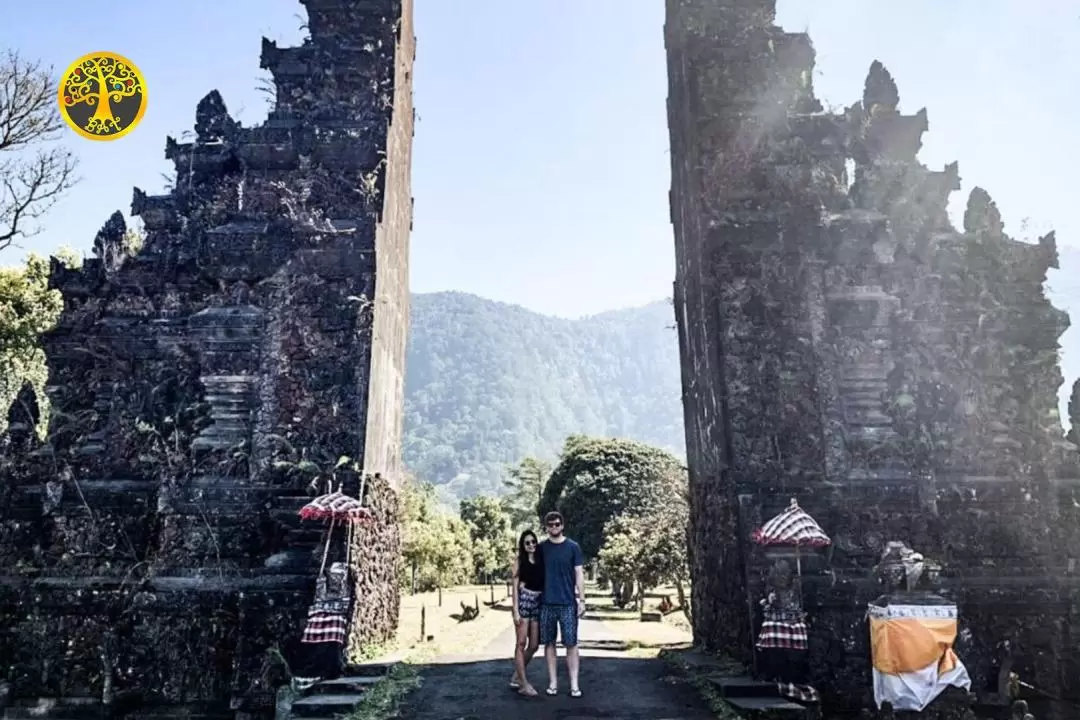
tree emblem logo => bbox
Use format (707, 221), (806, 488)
(57, 51), (146, 141)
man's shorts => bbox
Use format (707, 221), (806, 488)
(539, 604), (579, 647)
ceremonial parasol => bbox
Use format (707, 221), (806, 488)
(299, 490), (375, 522)
(299, 481), (374, 580)
(751, 497), (831, 576)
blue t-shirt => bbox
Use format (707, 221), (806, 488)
(540, 538), (584, 606)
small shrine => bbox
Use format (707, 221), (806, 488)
(751, 498), (831, 704)
(291, 482), (375, 690)
(867, 541), (972, 714)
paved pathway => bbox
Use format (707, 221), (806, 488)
(399, 617), (713, 720)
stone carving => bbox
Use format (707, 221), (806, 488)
(194, 89), (239, 143)
(91, 210), (130, 274)
(868, 542), (972, 713)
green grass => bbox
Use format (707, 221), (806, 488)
(341, 663), (422, 720)
(349, 641), (392, 663)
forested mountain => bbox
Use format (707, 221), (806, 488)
(403, 292), (685, 500)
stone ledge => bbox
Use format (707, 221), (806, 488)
(0, 573), (316, 591)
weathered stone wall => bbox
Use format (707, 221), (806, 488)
(0, 1), (414, 717)
(346, 473), (401, 657)
(666, 1), (1080, 716)
(362, 0), (415, 487)
(664, 0), (835, 664)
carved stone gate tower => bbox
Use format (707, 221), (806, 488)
(0, 0), (414, 716)
(666, 0), (1080, 716)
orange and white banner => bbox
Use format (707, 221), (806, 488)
(868, 603), (971, 711)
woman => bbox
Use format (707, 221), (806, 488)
(509, 529), (544, 696)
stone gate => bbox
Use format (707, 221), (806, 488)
(0, 0), (414, 716)
(665, 1), (1080, 717)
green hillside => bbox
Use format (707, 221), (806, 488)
(402, 292), (685, 500)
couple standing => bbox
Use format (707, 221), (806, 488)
(510, 511), (586, 698)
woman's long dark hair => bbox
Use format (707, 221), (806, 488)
(517, 529), (539, 569)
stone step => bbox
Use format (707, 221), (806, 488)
(342, 662), (392, 677)
(708, 675), (780, 699)
(307, 675), (384, 694)
(290, 693), (366, 717)
(726, 696), (808, 715)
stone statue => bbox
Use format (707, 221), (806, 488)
(92, 211), (129, 274)
(868, 541), (972, 715)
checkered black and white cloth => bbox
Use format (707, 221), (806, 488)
(298, 491), (374, 522)
(756, 620), (809, 650)
(751, 500), (830, 547)
(778, 681), (820, 703)
(301, 610), (348, 645)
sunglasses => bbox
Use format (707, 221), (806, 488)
(524, 539), (537, 546)
(546, 521), (562, 527)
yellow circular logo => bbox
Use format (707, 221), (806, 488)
(57, 51), (146, 141)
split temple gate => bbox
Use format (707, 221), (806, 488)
(1, 0), (1078, 717)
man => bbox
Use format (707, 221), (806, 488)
(538, 510), (586, 697)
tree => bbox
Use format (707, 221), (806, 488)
(598, 466), (692, 622)
(540, 435), (684, 559)
(0, 51), (78, 253)
(460, 495), (515, 582)
(502, 456), (551, 528)
(399, 478), (471, 592)
(59, 54), (143, 137)
(0, 254), (63, 436)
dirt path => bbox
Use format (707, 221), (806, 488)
(398, 617), (713, 719)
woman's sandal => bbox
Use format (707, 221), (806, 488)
(570, 689), (582, 698)
(545, 686), (558, 696)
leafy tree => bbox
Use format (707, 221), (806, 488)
(399, 478), (471, 592)
(0, 254), (63, 436)
(595, 514), (640, 606)
(502, 456), (550, 528)
(598, 465), (691, 622)
(0, 51), (78, 254)
(460, 495), (514, 582)
(540, 435), (684, 559)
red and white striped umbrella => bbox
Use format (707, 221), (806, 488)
(751, 498), (830, 548)
(298, 490), (374, 523)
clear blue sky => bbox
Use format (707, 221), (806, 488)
(2, 1), (1078, 322)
